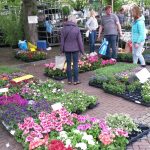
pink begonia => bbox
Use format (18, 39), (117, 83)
(99, 130), (115, 145)
(44, 63), (55, 68)
(115, 128), (128, 137)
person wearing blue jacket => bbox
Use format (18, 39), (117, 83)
(131, 6), (146, 67)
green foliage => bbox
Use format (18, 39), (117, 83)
(103, 78), (126, 95)
(0, 66), (20, 74)
(95, 63), (137, 78)
(62, 6), (70, 16)
(141, 80), (150, 103)
(117, 53), (133, 62)
(126, 81), (141, 92)
(66, 0), (88, 11)
(106, 113), (140, 133)
(0, 9), (23, 46)
(59, 90), (97, 113)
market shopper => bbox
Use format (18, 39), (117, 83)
(117, 8), (125, 26)
(98, 5), (122, 59)
(86, 10), (98, 53)
(131, 5), (146, 67)
(60, 15), (84, 85)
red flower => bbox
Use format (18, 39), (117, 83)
(48, 140), (73, 150)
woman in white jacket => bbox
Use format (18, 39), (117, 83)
(86, 10), (98, 52)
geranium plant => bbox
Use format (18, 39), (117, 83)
(15, 50), (47, 62)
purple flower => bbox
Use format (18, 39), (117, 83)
(77, 123), (91, 131)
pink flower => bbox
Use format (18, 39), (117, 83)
(23, 129), (30, 135)
(77, 115), (88, 123)
(115, 128), (128, 137)
(90, 117), (99, 123)
(44, 63), (55, 69)
(99, 131), (115, 145)
(77, 123), (91, 131)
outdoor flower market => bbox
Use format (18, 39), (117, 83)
(0, 0), (150, 150)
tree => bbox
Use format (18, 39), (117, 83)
(22, 0), (38, 44)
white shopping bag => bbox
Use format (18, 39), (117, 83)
(85, 30), (90, 37)
(55, 55), (66, 70)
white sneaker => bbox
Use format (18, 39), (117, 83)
(46, 47), (52, 51)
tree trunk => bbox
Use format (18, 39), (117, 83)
(22, 0), (38, 45)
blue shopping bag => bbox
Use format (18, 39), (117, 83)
(98, 38), (108, 55)
(18, 40), (28, 50)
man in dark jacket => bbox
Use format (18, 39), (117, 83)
(60, 15), (84, 85)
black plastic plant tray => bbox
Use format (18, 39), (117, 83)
(123, 92), (150, 107)
(87, 102), (100, 109)
(89, 82), (103, 88)
(127, 124), (150, 145)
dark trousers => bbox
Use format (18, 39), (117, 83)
(89, 31), (97, 53)
(65, 51), (79, 82)
(104, 35), (118, 59)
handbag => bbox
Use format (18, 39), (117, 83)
(98, 38), (108, 55)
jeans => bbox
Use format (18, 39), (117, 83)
(65, 51), (79, 82)
(104, 35), (118, 59)
(132, 42), (145, 65)
(89, 31), (97, 53)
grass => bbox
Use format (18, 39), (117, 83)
(0, 66), (21, 74)
(95, 63), (137, 77)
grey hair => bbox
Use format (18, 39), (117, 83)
(68, 15), (77, 23)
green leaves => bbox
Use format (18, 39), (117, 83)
(141, 80), (150, 103)
(106, 113), (140, 133)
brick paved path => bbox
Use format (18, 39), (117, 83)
(0, 62), (149, 150)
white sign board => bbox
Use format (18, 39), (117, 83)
(135, 68), (150, 83)
(28, 16), (38, 24)
(0, 88), (8, 93)
(51, 102), (62, 111)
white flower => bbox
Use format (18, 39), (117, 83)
(65, 139), (72, 148)
(10, 130), (15, 135)
(75, 142), (87, 150)
(82, 134), (95, 145)
(52, 88), (57, 93)
(57, 89), (61, 92)
(44, 96), (47, 99)
(59, 131), (68, 139)
(88, 139), (95, 145)
(73, 129), (82, 134)
(48, 84), (51, 87)
(28, 100), (35, 105)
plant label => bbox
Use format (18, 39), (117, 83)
(28, 16), (38, 24)
(12, 75), (34, 83)
(135, 68), (150, 83)
(135, 101), (141, 104)
(0, 88), (8, 93)
(51, 102), (62, 111)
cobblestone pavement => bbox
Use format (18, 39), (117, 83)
(0, 61), (149, 150)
